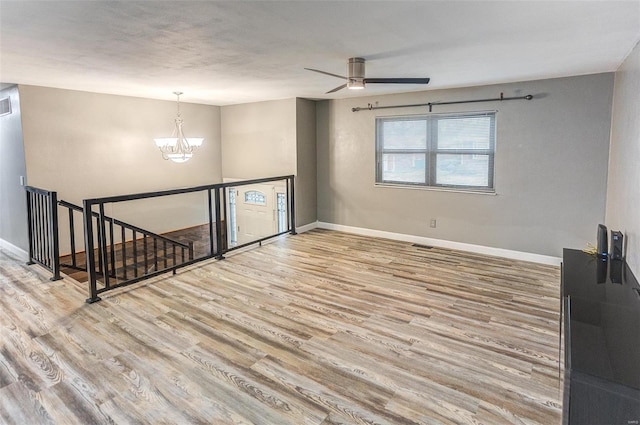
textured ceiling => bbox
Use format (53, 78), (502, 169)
(1, 1), (639, 105)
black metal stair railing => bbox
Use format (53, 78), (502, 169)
(58, 200), (194, 283)
(25, 186), (62, 281)
(26, 175), (296, 303)
(83, 175), (296, 303)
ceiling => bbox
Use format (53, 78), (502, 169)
(1, 1), (638, 106)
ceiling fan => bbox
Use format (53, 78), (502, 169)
(305, 57), (430, 94)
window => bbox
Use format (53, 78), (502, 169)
(375, 112), (496, 191)
(276, 192), (287, 233)
(244, 190), (266, 205)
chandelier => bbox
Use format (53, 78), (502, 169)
(154, 92), (203, 163)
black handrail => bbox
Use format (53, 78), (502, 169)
(83, 175), (296, 303)
(58, 200), (191, 251)
(25, 186), (61, 281)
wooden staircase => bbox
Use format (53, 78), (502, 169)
(59, 224), (215, 283)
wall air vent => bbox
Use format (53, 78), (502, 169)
(0, 97), (11, 116)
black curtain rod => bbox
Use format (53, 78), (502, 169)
(351, 92), (533, 112)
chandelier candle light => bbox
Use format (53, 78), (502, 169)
(154, 92), (203, 163)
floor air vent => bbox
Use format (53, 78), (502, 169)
(412, 243), (433, 249)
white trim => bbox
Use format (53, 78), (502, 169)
(374, 183), (498, 196)
(316, 222), (561, 266)
(0, 238), (29, 261)
(296, 221), (318, 234)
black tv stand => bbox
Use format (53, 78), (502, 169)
(561, 249), (640, 425)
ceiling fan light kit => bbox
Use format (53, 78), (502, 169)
(306, 57), (430, 94)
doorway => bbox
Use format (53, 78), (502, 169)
(228, 183), (287, 246)
(0, 84), (29, 254)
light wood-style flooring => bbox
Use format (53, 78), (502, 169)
(1, 229), (562, 424)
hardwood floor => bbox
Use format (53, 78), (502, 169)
(0, 229), (562, 424)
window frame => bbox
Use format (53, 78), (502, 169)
(375, 111), (496, 192)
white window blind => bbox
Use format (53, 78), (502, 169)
(376, 112), (496, 191)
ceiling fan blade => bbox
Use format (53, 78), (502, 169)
(364, 78), (430, 84)
(326, 83), (348, 94)
(305, 68), (348, 80)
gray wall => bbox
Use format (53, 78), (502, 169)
(20, 85), (222, 202)
(0, 85), (28, 252)
(606, 41), (640, 278)
(221, 97), (317, 227)
(221, 98), (297, 180)
(295, 98), (317, 226)
(317, 73), (614, 258)
(19, 85), (222, 253)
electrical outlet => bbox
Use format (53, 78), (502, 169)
(430, 219), (437, 228)
(19, 176), (25, 186)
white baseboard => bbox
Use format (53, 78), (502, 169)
(296, 221), (318, 234)
(316, 222), (561, 266)
(0, 238), (29, 262)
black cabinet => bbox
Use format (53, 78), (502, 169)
(562, 249), (640, 425)
(568, 371), (640, 425)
